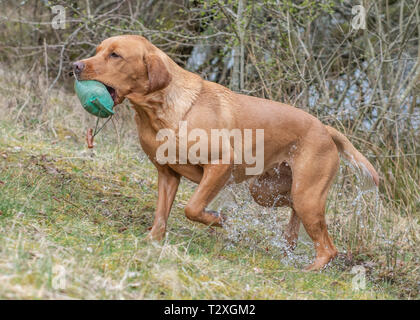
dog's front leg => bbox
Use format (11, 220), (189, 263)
(184, 163), (232, 227)
(146, 166), (180, 241)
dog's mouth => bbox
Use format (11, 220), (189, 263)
(100, 82), (123, 104)
(70, 69), (121, 104)
(104, 84), (118, 103)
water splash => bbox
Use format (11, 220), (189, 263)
(206, 162), (417, 272)
(208, 181), (312, 267)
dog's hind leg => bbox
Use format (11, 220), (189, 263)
(184, 163), (232, 227)
(284, 209), (300, 251)
(290, 141), (339, 271)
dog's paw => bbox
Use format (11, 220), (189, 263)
(144, 230), (165, 242)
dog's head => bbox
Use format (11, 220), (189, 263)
(72, 35), (172, 105)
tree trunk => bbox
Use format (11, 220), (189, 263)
(231, 0), (245, 92)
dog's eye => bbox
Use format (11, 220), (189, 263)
(110, 52), (120, 58)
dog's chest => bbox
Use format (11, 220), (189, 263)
(133, 111), (204, 183)
(133, 112), (162, 160)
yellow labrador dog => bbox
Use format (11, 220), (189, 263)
(73, 35), (379, 270)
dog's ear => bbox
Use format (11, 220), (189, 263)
(144, 54), (171, 93)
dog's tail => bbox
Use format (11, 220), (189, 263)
(325, 125), (379, 186)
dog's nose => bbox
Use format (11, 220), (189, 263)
(72, 61), (85, 75)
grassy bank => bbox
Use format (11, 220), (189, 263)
(0, 67), (418, 299)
